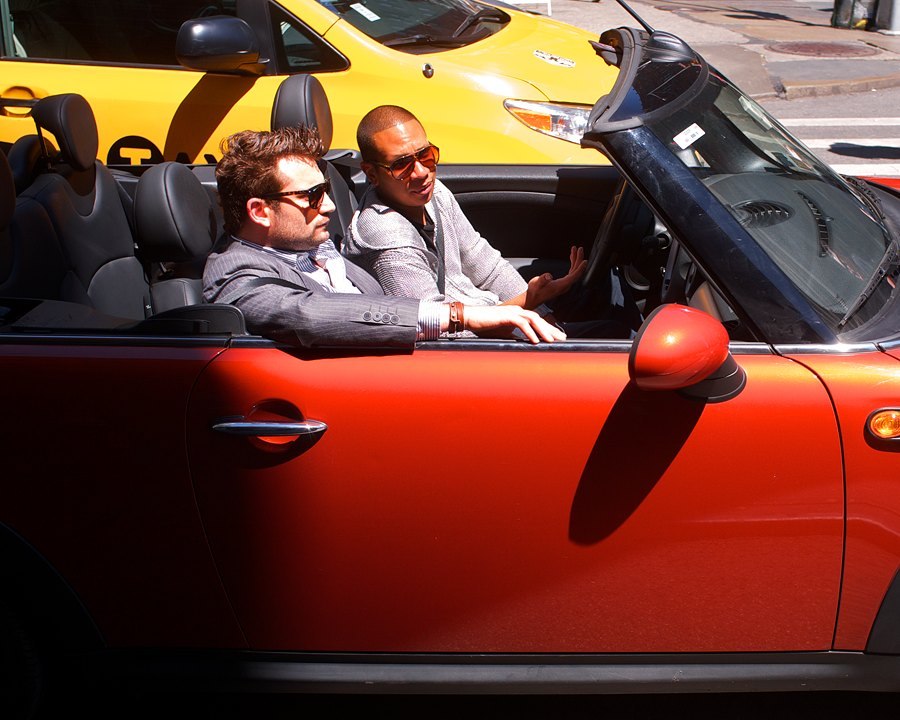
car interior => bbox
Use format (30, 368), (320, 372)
(8, 0), (235, 64)
(0, 72), (701, 342)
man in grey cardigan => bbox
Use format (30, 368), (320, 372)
(203, 126), (564, 348)
(343, 105), (587, 319)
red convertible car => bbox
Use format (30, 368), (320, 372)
(3, 15), (900, 719)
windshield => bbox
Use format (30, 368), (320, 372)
(318, 0), (508, 50)
(644, 81), (899, 333)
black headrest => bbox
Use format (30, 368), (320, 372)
(270, 74), (333, 152)
(0, 151), (14, 230)
(7, 135), (58, 193)
(31, 94), (99, 172)
(134, 162), (216, 262)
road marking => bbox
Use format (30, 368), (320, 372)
(780, 118), (900, 127)
(804, 138), (900, 147)
(828, 163), (900, 176)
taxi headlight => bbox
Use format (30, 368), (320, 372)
(504, 100), (592, 144)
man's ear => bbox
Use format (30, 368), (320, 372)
(360, 161), (379, 186)
(246, 197), (273, 227)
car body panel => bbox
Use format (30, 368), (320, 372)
(0, 342), (246, 648)
(785, 350), (900, 650)
(184, 345), (843, 653)
(379, 11), (609, 102)
(0, 0), (616, 165)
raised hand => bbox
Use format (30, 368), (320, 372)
(523, 245), (586, 310)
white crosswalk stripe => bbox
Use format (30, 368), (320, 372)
(829, 164), (900, 176)
(775, 117), (900, 176)
(780, 118), (900, 127)
(803, 139), (900, 148)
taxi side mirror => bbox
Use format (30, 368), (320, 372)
(176, 16), (268, 76)
(628, 304), (746, 402)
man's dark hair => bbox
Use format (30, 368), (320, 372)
(216, 125), (325, 235)
(356, 105), (419, 163)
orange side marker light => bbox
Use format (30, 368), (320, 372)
(868, 409), (900, 440)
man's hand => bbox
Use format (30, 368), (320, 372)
(464, 305), (566, 344)
(524, 246), (586, 310)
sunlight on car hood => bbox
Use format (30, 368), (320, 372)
(445, 11), (618, 103)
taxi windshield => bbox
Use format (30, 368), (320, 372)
(318, 0), (509, 49)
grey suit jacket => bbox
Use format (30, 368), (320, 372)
(203, 238), (421, 349)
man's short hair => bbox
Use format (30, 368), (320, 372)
(357, 105), (420, 163)
(216, 126), (325, 235)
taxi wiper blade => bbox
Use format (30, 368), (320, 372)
(452, 7), (506, 37)
(383, 33), (474, 48)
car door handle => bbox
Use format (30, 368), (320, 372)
(211, 418), (328, 437)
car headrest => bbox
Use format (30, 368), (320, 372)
(270, 74), (333, 152)
(31, 94), (99, 172)
(133, 161), (217, 262)
(6, 135), (58, 194)
(0, 151), (14, 230)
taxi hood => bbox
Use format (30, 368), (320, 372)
(447, 11), (617, 103)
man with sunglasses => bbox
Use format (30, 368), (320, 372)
(203, 126), (564, 348)
(343, 105), (589, 327)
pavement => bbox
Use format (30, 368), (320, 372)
(539, 0), (900, 99)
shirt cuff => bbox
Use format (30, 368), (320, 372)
(416, 301), (443, 341)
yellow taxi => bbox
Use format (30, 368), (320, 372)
(0, 0), (617, 165)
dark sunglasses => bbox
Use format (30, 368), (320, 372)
(261, 180), (331, 210)
(373, 144), (440, 180)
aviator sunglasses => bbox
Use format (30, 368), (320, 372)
(373, 144), (440, 180)
(261, 179), (332, 210)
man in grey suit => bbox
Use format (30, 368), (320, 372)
(203, 126), (565, 348)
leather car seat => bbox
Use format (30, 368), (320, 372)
(132, 161), (218, 313)
(0, 144), (69, 301)
(270, 74), (360, 251)
(6, 134), (57, 194)
(16, 93), (152, 319)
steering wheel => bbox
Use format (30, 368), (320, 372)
(582, 179), (655, 288)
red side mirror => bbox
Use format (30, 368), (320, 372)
(628, 304), (745, 402)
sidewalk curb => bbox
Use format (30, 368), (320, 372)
(778, 71), (900, 99)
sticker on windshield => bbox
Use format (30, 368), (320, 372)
(673, 123), (705, 149)
(533, 50), (575, 68)
(351, 3), (380, 21)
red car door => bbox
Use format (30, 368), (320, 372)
(0, 342), (244, 648)
(186, 342), (843, 653)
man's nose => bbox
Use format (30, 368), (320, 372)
(319, 191), (337, 214)
(410, 159), (430, 179)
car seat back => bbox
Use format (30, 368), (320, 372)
(0, 142), (69, 301)
(6, 134), (57, 194)
(17, 93), (152, 319)
(133, 161), (218, 312)
(271, 74), (359, 250)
